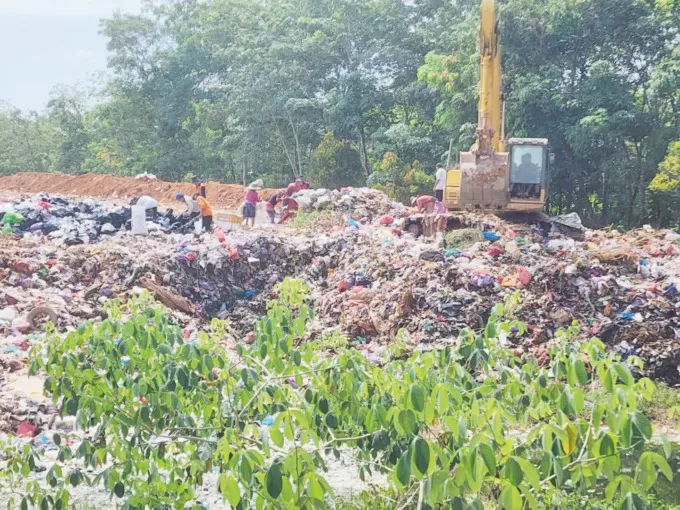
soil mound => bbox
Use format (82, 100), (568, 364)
(0, 172), (277, 210)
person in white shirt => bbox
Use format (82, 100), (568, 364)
(175, 193), (200, 214)
(434, 164), (447, 202)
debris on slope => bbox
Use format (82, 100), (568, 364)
(1, 188), (680, 395)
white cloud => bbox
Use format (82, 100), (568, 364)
(0, 0), (142, 17)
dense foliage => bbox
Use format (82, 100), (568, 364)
(1, 282), (676, 509)
(1, 0), (679, 228)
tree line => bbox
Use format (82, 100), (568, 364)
(0, 0), (679, 228)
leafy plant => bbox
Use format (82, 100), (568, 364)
(5, 284), (676, 509)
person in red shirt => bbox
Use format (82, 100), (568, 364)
(243, 187), (259, 228)
(411, 195), (436, 214)
(280, 197), (299, 223)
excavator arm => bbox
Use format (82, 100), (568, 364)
(478, 0), (505, 154)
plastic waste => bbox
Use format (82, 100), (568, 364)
(483, 232), (501, 242)
(131, 205), (148, 236)
(2, 212), (24, 226)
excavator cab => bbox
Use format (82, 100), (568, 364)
(506, 137), (549, 212)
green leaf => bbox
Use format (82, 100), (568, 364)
(396, 451), (411, 487)
(114, 482), (124, 498)
(574, 360), (588, 385)
(177, 367), (189, 389)
(636, 453), (656, 491)
(561, 423), (578, 455)
(412, 437), (430, 476)
(318, 397), (329, 414)
(325, 412), (338, 429)
(503, 457), (523, 487)
(293, 350), (301, 366)
(478, 444), (496, 475)
(220, 474), (241, 507)
(140, 406), (150, 424)
(662, 436), (672, 459)
(499, 484), (522, 510)
(647, 452), (674, 482)
(410, 384), (425, 412)
(65, 398), (78, 416)
(620, 492), (645, 510)
(631, 412), (652, 440)
(605, 477), (621, 502)
(614, 364), (634, 386)
(371, 430), (389, 452)
(515, 457), (540, 489)
(398, 410), (417, 435)
(53, 434), (61, 447)
(270, 427), (284, 448)
(265, 463), (283, 499)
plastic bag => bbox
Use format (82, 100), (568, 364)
(131, 205), (148, 236)
(2, 212), (24, 226)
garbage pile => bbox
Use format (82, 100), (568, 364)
(0, 194), (207, 244)
(1, 191), (680, 390)
(294, 187), (397, 223)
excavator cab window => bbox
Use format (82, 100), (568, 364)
(509, 144), (547, 200)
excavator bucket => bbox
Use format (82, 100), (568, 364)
(445, 150), (509, 210)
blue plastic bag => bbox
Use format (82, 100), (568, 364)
(483, 232), (501, 242)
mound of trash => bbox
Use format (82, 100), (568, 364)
(293, 187), (397, 222)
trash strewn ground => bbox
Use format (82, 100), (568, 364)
(1, 186), (680, 452)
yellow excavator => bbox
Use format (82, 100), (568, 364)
(444, 0), (550, 213)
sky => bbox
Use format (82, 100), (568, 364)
(0, 0), (143, 112)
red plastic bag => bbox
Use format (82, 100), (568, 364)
(379, 216), (394, 226)
(517, 267), (532, 287)
(214, 226), (226, 242)
(16, 421), (37, 437)
(487, 246), (503, 258)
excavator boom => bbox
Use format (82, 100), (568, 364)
(478, 0), (504, 154)
(443, 0), (549, 213)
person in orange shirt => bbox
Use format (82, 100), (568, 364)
(193, 193), (213, 232)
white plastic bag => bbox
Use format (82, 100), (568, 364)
(131, 205), (148, 236)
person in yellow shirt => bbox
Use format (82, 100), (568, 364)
(193, 193), (213, 232)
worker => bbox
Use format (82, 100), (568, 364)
(243, 186), (259, 228)
(175, 192), (199, 215)
(265, 191), (284, 224)
(434, 164), (447, 202)
(287, 176), (310, 196)
(194, 193), (213, 232)
(174, 192), (200, 231)
(130, 195), (158, 219)
(192, 176), (207, 199)
(411, 195), (436, 214)
(280, 196), (299, 223)
(295, 176), (310, 191)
